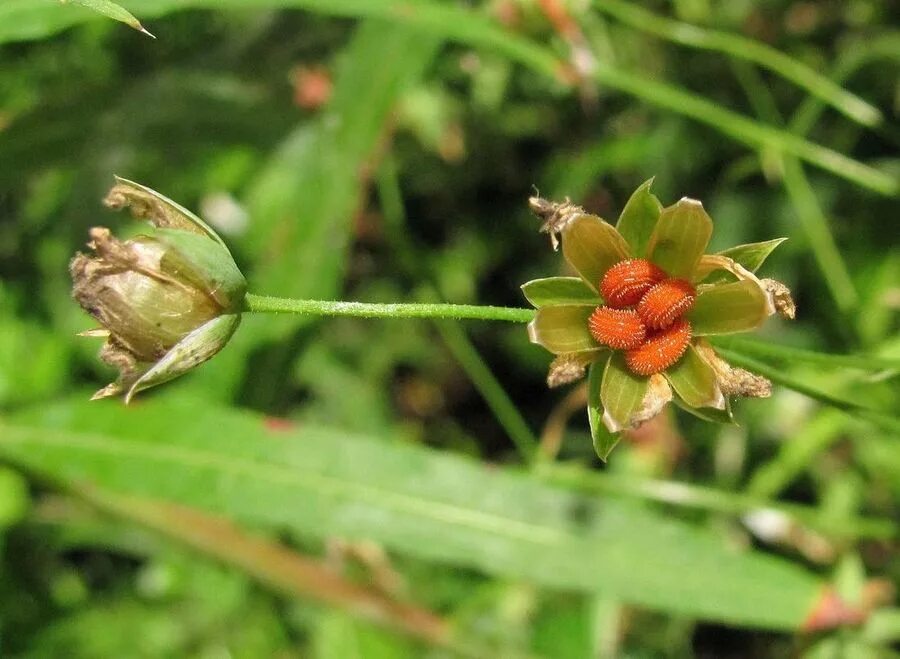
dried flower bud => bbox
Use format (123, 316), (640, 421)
(71, 177), (246, 402)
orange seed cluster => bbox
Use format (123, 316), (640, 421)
(588, 307), (646, 350)
(589, 259), (696, 375)
(600, 259), (666, 308)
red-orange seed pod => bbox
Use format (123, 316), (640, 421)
(599, 259), (667, 308)
(637, 278), (696, 330)
(625, 320), (691, 376)
(588, 307), (647, 350)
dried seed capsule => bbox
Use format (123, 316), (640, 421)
(588, 307), (647, 350)
(637, 278), (696, 330)
(599, 259), (667, 308)
(625, 320), (691, 376)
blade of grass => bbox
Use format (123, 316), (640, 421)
(713, 337), (900, 373)
(1, 0), (895, 194)
(63, 0), (155, 37)
(746, 410), (852, 499)
(716, 348), (900, 434)
(780, 157), (860, 315)
(1, 398), (827, 630)
(592, 0), (881, 128)
(434, 320), (540, 462)
(791, 33), (900, 136)
(539, 464), (894, 540)
(730, 60), (860, 317)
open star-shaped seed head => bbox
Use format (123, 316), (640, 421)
(523, 180), (793, 460)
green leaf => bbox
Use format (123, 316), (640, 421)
(127, 314), (241, 402)
(600, 353), (650, 432)
(561, 214), (631, 291)
(615, 178), (662, 257)
(672, 397), (735, 424)
(0, 398), (824, 629)
(664, 345), (725, 409)
(646, 198), (713, 279)
(689, 281), (770, 335)
(587, 362), (619, 460)
(65, 0), (154, 37)
(520, 277), (601, 308)
(717, 238), (788, 273)
(527, 306), (597, 354)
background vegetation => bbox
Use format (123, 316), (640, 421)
(0, 0), (898, 656)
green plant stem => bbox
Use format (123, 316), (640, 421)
(244, 294), (534, 323)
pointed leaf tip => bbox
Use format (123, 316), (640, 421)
(647, 198), (712, 278)
(616, 179), (662, 258)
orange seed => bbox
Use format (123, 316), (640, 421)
(599, 259), (667, 308)
(637, 278), (696, 330)
(588, 307), (647, 350)
(625, 320), (691, 376)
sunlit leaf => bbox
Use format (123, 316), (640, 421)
(521, 277), (601, 308)
(527, 306), (597, 354)
(561, 214), (631, 291)
(587, 362), (619, 460)
(647, 198), (712, 278)
(689, 281), (770, 335)
(615, 178), (662, 258)
(672, 397), (735, 424)
(664, 345), (725, 410)
(599, 353), (650, 432)
(718, 238), (788, 273)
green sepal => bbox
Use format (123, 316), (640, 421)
(126, 313), (241, 403)
(615, 178), (662, 258)
(664, 345), (725, 409)
(521, 277), (602, 308)
(672, 396), (736, 424)
(588, 361), (619, 461)
(561, 214), (631, 291)
(600, 353), (650, 433)
(154, 228), (247, 312)
(689, 280), (770, 335)
(109, 176), (229, 250)
(718, 238), (788, 273)
(527, 305), (598, 354)
(646, 198), (712, 278)
(696, 238), (788, 284)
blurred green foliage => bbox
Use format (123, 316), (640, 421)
(0, 1), (898, 657)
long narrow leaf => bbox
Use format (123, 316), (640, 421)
(1, 398), (824, 630)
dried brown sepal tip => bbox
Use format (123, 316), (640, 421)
(528, 195), (585, 250)
(631, 374), (673, 428)
(546, 352), (594, 388)
(761, 278), (796, 319)
(696, 342), (772, 398)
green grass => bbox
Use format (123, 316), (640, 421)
(1, 1), (898, 657)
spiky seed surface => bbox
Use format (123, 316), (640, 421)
(625, 320), (692, 376)
(637, 278), (696, 329)
(599, 259), (667, 308)
(588, 307), (647, 350)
